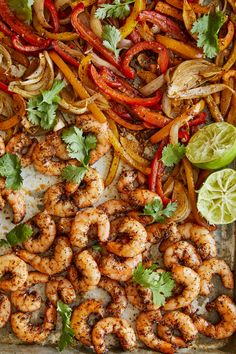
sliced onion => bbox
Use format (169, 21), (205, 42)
(171, 180), (191, 222)
(33, 0), (51, 28)
(91, 53), (125, 77)
(139, 74), (165, 96)
(117, 39), (132, 49)
(169, 84), (234, 99)
(162, 92), (173, 118)
(0, 44), (12, 72)
(90, 6), (103, 38)
(0, 91), (14, 117)
(59, 94), (101, 114)
(9, 64), (26, 78)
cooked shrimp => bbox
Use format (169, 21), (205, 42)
(71, 299), (104, 347)
(92, 317), (136, 354)
(125, 282), (158, 311)
(23, 211), (56, 253)
(0, 293), (11, 328)
(160, 223), (217, 260)
(127, 189), (161, 208)
(76, 114), (110, 164)
(98, 277), (127, 316)
(136, 310), (174, 354)
(193, 295), (236, 339)
(98, 199), (132, 217)
(16, 237), (73, 275)
(146, 223), (165, 244)
(11, 302), (56, 343)
(68, 250), (101, 292)
(163, 241), (202, 270)
(117, 170), (147, 194)
(106, 217), (147, 257)
(46, 276), (76, 305)
(157, 311), (198, 348)
(6, 132), (37, 167)
(57, 217), (73, 234)
(0, 254), (28, 291)
(0, 136), (5, 157)
(197, 258), (234, 296)
(164, 265), (200, 311)
(11, 272), (49, 312)
(70, 208), (110, 248)
(43, 182), (78, 217)
(99, 253), (142, 281)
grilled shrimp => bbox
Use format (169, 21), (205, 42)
(11, 272), (49, 312)
(117, 170), (147, 194)
(0, 136), (5, 157)
(197, 258), (234, 296)
(163, 241), (202, 270)
(164, 265), (200, 311)
(0, 254), (28, 291)
(125, 282), (158, 311)
(75, 114), (110, 164)
(46, 277), (76, 305)
(6, 132), (37, 167)
(98, 199), (132, 217)
(193, 295), (236, 339)
(71, 299), (104, 347)
(0, 294), (11, 328)
(126, 189), (160, 208)
(68, 250), (101, 292)
(16, 237), (73, 275)
(160, 223), (217, 260)
(98, 277), (127, 316)
(43, 182), (78, 217)
(136, 310), (174, 354)
(70, 208), (110, 248)
(23, 211), (56, 253)
(11, 302), (56, 343)
(57, 217), (73, 234)
(157, 311), (198, 348)
(106, 217), (147, 257)
(92, 317), (136, 354)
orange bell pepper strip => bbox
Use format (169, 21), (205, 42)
(119, 0), (146, 39)
(49, 51), (107, 123)
(155, 2), (183, 21)
(0, 94), (25, 130)
(105, 119), (120, 187)
(165, 0), (209, 14)
(120, 136), (150, 166)
(219, 21), (235, 51)
(78, 55), (95, 90)
(107, 110), (145, 131)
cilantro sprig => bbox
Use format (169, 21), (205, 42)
(0, 223), (33, 247)
(95, 0), (134, 20)
(143, 198), (177, 223)
(57, 301), (74, 352)
(0, 153), (23, 190)
(102, 25), (122, 60)
(161, 143), (186, 167)
(133, 263), (175, 306)
(9, 0), (34, 24)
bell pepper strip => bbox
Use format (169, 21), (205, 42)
(1, 40), (30, 67)
(0, 19), (11, 36)
(90, 64), (162, 107)
(189, 112), (207, 126)
(156, 35), (203, 59)
(196, 169), (211, 190)
(178, 130), (190, 142)
(79, 55), (95, 89)
(49, 51), (107, 123)
(0, 94), (25, 130)
(137, 70), (157, 83)
(137, 11), (187, 41)
(150, 100), (205, 144)
(110, 102), (131, 119)
(12, 35), (47, 54)
(136, 23), (155, 42)
(223, 40), (236, 71)
(71, 0), (97, 8)
(205, 95), (223, 122)
(120, 136), (150, 166)
(155, 2), (183, 21)
(119, 0), (146, 39)
(128, 28), (142, 43)
(105, 119), (120, 187)
(0, 81), (13, 95)
(132, 106), (170, 127)
(44, 0), (60, 33)
(165, 0), (209, 13)
(0, 0), (50, 48)
(71, 3), (120, 69)
(107, 109), (145, 131)
(52, 41), (80, 68)
(219, 21), (234, 51)
(122, 41), (169, 79)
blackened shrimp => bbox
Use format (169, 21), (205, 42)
(46, 276), (76, 305)
(98, 277), (127, 316)
(0, 294), (11, 328)
(6, 132), (37, 167)
(0, 254), (28, 291)
(163, 241), (202, 270)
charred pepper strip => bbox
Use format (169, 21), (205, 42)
(44, 0), (60, 33)
(52, 41), (80, 68)
(12, 35), (46, 54)
(132, 106), (170, 127)
(0, 19), (11, 36)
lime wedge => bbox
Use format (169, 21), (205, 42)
(186, 122), (236, 169)
(197, 169), (236, 225)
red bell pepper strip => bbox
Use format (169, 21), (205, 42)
(128, 28), (141, 43)
(0, 81), (13, 95)
(89, 64), (162, 107)
(71, 3), (120, 69)
(0, 18), (11, 36)
(52, 40), (79, 67)
(178, 130), (190, 142)
(132, 106), (170, 127)
(122, 41), (169, 79)
(12, 35), (48, 54)
(0, 0), (50, 48)
(109, 102), (132, 119)
(189, 112), (207, 126)
(44, 0), (60, 33)
(137, 11), (187, 41)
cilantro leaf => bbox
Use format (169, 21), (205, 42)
(161, 143), (186, 167)
(0, 239), (9, 247)
(92, 243), (103, 252)
(0, 153), (23, 190)
(9, 0), (34, 24)
(143, 198), (177, 223)
(191, 10), (226, 58)
(102, 25), (122, 60)
(57, 301), (74, 352)
(95, 0), (134, 20)
(61, 165), (88, 184)
(6, 223), (33, 246)
(133, 263), (175, 306)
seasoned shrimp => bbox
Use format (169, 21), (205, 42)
(125, 282), (158, 311)
(70, 208), (110, 248)
(160, 222), (217, 260)
(0, 136), (5, 157)
(106, 217), (147, 257)
(6, 132), (37, 167)
(98, 199), (132, 217)
(136, 310), (174, 354)
(11, 272), (49, 312)
(128, 189), (161, 208)
(92, 317), (136, 354)
(23, 211), (56, 253)
(57, 217), (73, 234)
(46, 276), (76, 305)
(0, 294), (11, 328)
(164, 265), (200, 311)
(117, 170), (147, 194)
(197, 258), (234, 296)
(68, 250), (101, 292)
(163, 241), (202, 270)
(98, 277), (127, 316)
(76, 114), (110, 164)
(71, 299), (104, 347)
(11, 302), (56, 343)
(193, 295), (236, 339)
(16, 237), (73, 275)
(0, 254), (28, 291)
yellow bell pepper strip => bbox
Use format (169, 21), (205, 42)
(165, 0), (209, 14)
(150, 100), (205, 144)
(205, 95), (223, 122)
(219, 21), (234, 51)
(223, 40), (236, 71)
(105, 119), (120, 187)
(155, 2), (183, 21)
(156, 34), (203, 59)
(78, 55), (95, 90)
(49, 51), (107, 123)
(120, 136), (150, 166)
(119, 0), (146, 39)
(0, 94), (25, 130)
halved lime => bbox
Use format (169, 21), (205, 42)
(197, 169), (236, 225)
(186, 122), (236, 169)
